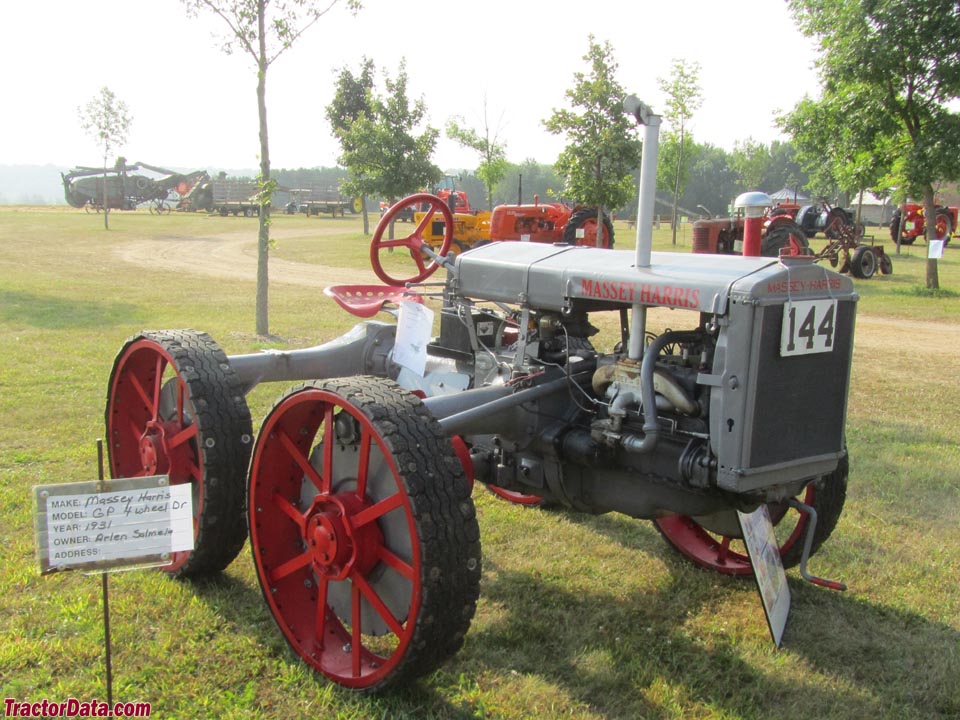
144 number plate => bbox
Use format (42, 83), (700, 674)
(781, 299), (837, 356)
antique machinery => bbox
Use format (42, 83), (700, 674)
(103, 97), (856, 692)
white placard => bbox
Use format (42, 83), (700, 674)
(392, 300), (434, 377)
(35, 476), (194, 574)
(928, 239), (945, 259)
(781, 299), (837, 356)
(738, 507), (791, 647)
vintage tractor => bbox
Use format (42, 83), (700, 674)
(889, 202), (957, 245)
(62, 161), (208, 213)
(771, 201), (860, 240)
(102, 100), (856, 692)
(692, 206), (810, 257)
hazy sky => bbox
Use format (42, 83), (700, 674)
(1, 0), (823, 173)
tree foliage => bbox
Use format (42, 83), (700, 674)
(183, 0), (361, 335)
(543, 36), (641, 212)
(335, 61), (441, 207)
(327, 57), (376, 232)
(657, 59), (702, 243)
(787, 0), (960, 288)
(446, 102), (508, 211)
(78, 86), (132, 230)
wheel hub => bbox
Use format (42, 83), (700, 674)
(305, 493), (384, 581)
(139, 420), (170, 474)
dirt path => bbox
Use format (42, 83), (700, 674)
(114, 226), (380, 288)
(114, 229), (960, 352)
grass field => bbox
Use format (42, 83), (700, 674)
(1, 207), (958, 719)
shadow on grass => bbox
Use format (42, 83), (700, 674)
(187, 569), (483, 719)
(0, 290), (143, 329)
(181, 509), (957, 719)
(461, 506), (960, 719)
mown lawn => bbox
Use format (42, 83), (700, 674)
(1, 207), (957, 719)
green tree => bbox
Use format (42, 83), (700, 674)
(657, 59), (702, 244)
(788, 0), (960, 289)
(327, 57), (376, 234)
(730, 138), (772, 192)
(446, 100), (508, 211)
(778, 90), (891, 209)
(543, 36), (641, 218)
(183, 0), (361, 336)
(78, 86), (132, 230)
(337, 61), (441, 220)
(495, 159), (561, 206)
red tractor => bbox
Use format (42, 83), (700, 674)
(692, 210), (809, 258)
(890, 202), (957, 245)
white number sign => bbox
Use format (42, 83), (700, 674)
(781, 299), (837, 356)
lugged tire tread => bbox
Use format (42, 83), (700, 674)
(107, 329), (252, 578)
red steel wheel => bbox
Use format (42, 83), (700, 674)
(654, 457), (848, 576)
(370, 194), (454, 286)
(105, 330), (253, 577)
(248, 378), (481, 692)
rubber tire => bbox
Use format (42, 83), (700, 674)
(849, 245), (877, 279)
(879, 254), (893, 275)
(761, 222), (809, 257)
(562, 208), (615, 248)
(823, 208), (849, 240)
(935, 211), (953, 246)
(779, 454), (848, 569)
(106, 330), (253, 578)
(248, 377), (481, 692)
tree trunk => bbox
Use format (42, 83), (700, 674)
(924, 185), (940, 290)
(671, 130), (684, 246)
(102, 163), (109, 231)
(361, 195), (370, 235)
(255, 6), (270, 337)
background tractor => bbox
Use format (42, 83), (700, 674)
(772, 200), (860, 239)
(889, 202), (957, 245)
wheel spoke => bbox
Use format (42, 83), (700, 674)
(315, 575), (329, 648)
(352, 493), (404, 528)
(151, 356), (165, 418)
(351, 569), (404, 638)
(321, 405), (335, 493)
(355, 431), (372, 498)
(127, 372), (156, 418)
(352, 584), (363, 677)
(167, 423), (198, 449)
(412, 206), (436, 237)
(272, 492), (307, 533)
(276, 427), (326, 492)
(411, 250), (427, 273)
(378, 546), (415, 581)
(378, 237), (415, 250)
(269, 549), (313, 583)
(716, 535), (732, 564)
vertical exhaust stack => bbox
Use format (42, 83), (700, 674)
(735, 191), (772, 257)
(623, 95), (661, 360)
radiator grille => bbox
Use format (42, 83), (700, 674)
(748, 301), (854, 468)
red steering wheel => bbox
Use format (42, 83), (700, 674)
(371, 193), (454, 285)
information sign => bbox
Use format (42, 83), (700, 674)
(35, 475), (194, 574)
(738, 506), (791, 647)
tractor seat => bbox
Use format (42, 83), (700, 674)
(323, 284), (422, 318)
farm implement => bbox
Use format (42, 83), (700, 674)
(101, 99), (856, 691)
(62, 161), (208, 213)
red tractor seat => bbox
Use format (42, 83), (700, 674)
(323, 284), (423, 318)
